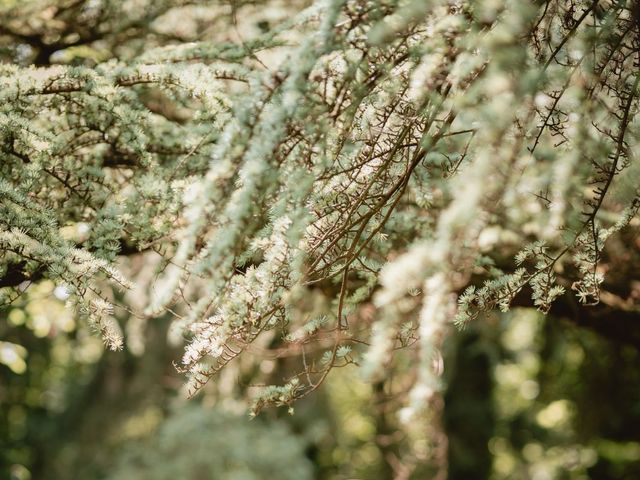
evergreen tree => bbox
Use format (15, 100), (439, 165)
(2, 0), (639, 451)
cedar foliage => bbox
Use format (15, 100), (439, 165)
(1, 0), (639, 417)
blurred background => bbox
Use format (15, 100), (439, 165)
(2, 281), (640, 479)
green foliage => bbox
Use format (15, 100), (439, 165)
(488, 309), (640, 479)
(107, 406), (313, 480)
(1, 0), (639, 438)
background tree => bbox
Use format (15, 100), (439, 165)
(1, 0), (640, 478)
